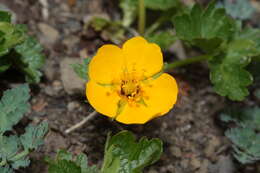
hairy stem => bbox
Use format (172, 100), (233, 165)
(138, 0), (146, 35)
(165, 55), (211, 70)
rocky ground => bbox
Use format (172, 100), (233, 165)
(1, 0), (260, 173)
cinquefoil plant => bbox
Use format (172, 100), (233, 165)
(0, 11), (45, 83)
(0, 84), (48, 172)
(221, 107), (260, 164)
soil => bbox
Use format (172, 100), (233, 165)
(0, 0), (260, 173)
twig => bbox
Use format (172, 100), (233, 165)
(65, 111), (98, 134)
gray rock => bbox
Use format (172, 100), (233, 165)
(60, 58), (86, 95)
(38, 23), (59, 44)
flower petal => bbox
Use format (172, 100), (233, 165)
(144, 73), (178, 115)
(86, 81), (120, 117)
(116, 73), (178, 124)
(122, 36), (163, 78)
(88, 45), (124, 84)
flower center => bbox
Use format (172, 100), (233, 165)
(120, 79), (140, 99)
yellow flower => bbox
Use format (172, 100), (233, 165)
(86, 36), (178, 124)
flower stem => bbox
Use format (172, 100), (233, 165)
(138, 0), (145, 35)
(165, 55), (211, 71)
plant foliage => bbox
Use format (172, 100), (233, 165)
(47, 131), (163, 173)
(0, 11), (45, 83)
(71, 58), (91, 81)
(0, 84), (48, 172)
(173, 1), (260, 101)
(221, 107), (260, 164)
(47, 150), (98, 173)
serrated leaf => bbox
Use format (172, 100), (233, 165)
(221, 106), (260, 164)
(0, 84), (30, 134)
(71, 58), (91, 81)
(75, 154), (98, 173)
(47, 150), (98, 173)
(0, 22), (25, 56)
(236, 28), (260, 56)
(221, 107), (260, 131)
(120, 0), (138, 27)
(146, 30), (177, 50)
(0, 11), (11, 22)
(209, 39), (254, 101)
(102, 131), (163, 173)
(0, 135), (20, 162)
(145, 0), (180, 10)
(0, 166), (13, 173)
(173, 1), (236, 52)
(56, 150), (74, 161)
(13, 35), (45, 83)
(48, 160), (82, 173)
(11, 157), (30, 169)
(222, 0), (255, 20)
(225, 127), (260, 164)
(20, 122), (48, 150)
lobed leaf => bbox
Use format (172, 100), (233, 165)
(209, 26), (260, 101)
(225, 128), (260, 164)
(0, 166), (13, 173)
(0, 22), (25, 56)
(102, 131), (163, 173)
(222, 0), (255, 20)
(47, 150), (98, 173)
(173, 1), (236, 52)
(146, 30), (177, 50)
(0, 84), (30, 134)
(13, 35), (45, 83)
(0, 135), (20, 162)
(221, 106), (260, 164)
(20, 122), (49, 150)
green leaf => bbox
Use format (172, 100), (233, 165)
(75, 154), (98, 173)
(20, 122), (48, 150)
(0, 166), (13, 173)
(222, 0), (255, 20)
(209, 39), (254, 101)
(86, 16), (126, 44)
(221, 107), (260, 131)
(71, 58), (91, 81)
(225, 128), (260, 164)
(11, 157), (30, 169)
(48, 160), (82, 173)
(13, 35), (45, 83)
(145, 0), (180, 10)
(146, 30), (177, 50)
(119, 0), (138, 27)
(236, 28), (260, 56)
(173, 1), (236, 52)
(0, 11), (11, 22)
(47, 150), (98, 173)
(0, 84), (30, 134)
(0, 22), (25, 56)
(0, 135), (20, 162)
(101, 131), (163, 173)
(220, 106), (260, 164)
